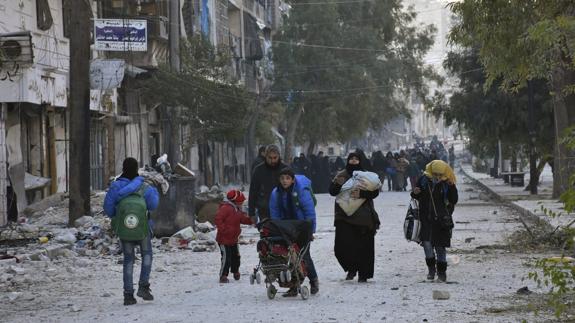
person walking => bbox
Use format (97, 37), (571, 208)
(104, 157), (159, 306)
(411, 160), (458, 282)
(330, 153), (380, 283)
(269, 168), (319, 295)
(248, 145), (288, 223)
(215, 190), (253, 283)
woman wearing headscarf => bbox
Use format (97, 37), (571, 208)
(329, 153), (380, 283)
(411, 160), (458, 282)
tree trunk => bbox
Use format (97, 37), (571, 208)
(284, 105), (304, 163)
(551, 67), (575, 198)
(68, 1), (91, 226)
(246, 79), (269, 181)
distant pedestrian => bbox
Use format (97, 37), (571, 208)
(411, 160), (458, 282)
(251, 146), (267, 173)
(330, 153), (380, 283)
(449, 145), (456, 169)
(215, 190), (253, 283)
(104, 157), (159, 306)
(248, 145), (288, 223)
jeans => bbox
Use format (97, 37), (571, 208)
(303, 244), (318, 281)
(122, 234), (153, 293)
(422, 241), (446, 263)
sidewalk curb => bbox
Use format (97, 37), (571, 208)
(459, 166), (542, 223)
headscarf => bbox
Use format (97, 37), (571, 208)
(346, 152), (363, 174)
(424, 160), (456, 184)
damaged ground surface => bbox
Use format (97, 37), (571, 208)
(0, 174), (560, 322)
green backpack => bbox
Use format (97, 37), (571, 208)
(112, 184), (149, 241)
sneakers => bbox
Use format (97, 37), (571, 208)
(310, 279), (319, 295)
(345, 271), (356, 280)
(123, 292), (137, 306)
(233, 272), (241, 281)
(219, 275), (229, 283)
(137, 283), (154, 301)
(282, 287), (298, 297)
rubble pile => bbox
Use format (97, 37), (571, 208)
(166, 221), (218, 252)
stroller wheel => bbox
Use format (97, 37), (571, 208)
(285, 270), (292, 282)
(300, 285), (310, 300)
(256, 272), (262, 284)
(267, 285), (277, 300)
(250, 274), (255, 285)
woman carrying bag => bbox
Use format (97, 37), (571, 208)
(411, 160), (458, 282)
(329, 152), (381, 283)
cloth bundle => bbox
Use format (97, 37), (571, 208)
(336, 171), (381, 216)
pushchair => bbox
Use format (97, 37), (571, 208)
(250, 219), (313, 300)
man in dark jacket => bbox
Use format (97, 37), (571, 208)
(248, 145), (287, 223)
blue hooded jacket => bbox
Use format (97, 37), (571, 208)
(103, 176), (159, 218)
(269, 175), (316, 232)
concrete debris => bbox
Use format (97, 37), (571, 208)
(73, 216), (94, 228)
(432, 290), (450, 300)
(516, 286), (532, 295)
(6, 265), (26, 275)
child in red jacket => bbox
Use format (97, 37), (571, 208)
(215, 190), (253, 283)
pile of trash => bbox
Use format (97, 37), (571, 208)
(166, 221), (217, 252)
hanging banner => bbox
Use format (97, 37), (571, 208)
(94, 19), (147, 51)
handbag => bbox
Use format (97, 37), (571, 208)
(403, 199), (421, 243)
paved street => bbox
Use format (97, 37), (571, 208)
(2, 172), (550, 322)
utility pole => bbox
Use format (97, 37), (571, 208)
(68, 1), (92, 225)
(168, 0), (181, 166)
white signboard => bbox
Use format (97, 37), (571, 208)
(90, 59), (125, 90)
(94, 19), (147, 51)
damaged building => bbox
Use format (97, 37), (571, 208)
(0, 0), (281, 225)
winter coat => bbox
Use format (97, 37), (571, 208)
(329, 170), (380, 233)
(248, 160), (288, 220)
(103, 176), (159, 218)
(269, 175), (317, 233)
(215, 202), (253, 245)
(410, 176), (458, 247)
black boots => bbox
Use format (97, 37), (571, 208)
(425, 258), (436, 280)
(137, 283), (154, 301)
(436, 262), (447, 282)
(310, 279), (319, 295)
(345, 271), (356, 280)
(124, 292), (137, 306)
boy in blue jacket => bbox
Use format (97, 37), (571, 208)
(104, 157), (159, 306)
(269, 168), (319, 296)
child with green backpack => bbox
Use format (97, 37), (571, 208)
(104, 157), (159, 306)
